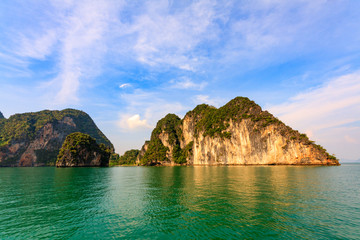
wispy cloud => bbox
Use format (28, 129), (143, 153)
(193, 95), (226, 107)
(128, 0), (220, 70)
(119, 83), (131, 89)
(170, 77), (207, 90)
(117, 89), (188, 131)
(3, 0), (359, 105)
(15, 30), (58, 60)
(53, 1), (123, 104)
(269, 72), (360, 160)
(269, 72), (360, 130)
(0, 0), (124, 105)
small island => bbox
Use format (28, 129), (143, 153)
(56, 132), (111, 167)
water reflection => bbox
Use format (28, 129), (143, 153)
(139, 166), (345, 239)
(0, 167), (111, 239)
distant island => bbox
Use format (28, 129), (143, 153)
(0, 97), (340, 167)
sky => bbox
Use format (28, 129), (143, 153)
(1, 0), (360, 162)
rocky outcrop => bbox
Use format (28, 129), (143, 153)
(137, 97), (340, 166)
(136, 141), (149, 165)
(0, 109), (113, 167)
(0, 111), (4, 119)
(56, 132), (110, 167)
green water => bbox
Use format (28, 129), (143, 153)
(0, 165), (359, 239)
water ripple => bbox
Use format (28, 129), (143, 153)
(0, 165), (359, 239)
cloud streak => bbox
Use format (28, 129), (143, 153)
(117, 89), (188, 131)
(269, 72), (360, 160)
(53, 0), (122, 104)
(170, 77), (207, 90)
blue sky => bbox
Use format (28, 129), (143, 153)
(1, 0), (360, 161)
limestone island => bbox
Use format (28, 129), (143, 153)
(135, 97), (339, 166)
(56, 132), (111, 167)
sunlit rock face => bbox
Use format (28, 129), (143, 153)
(137, 97), (340, 166)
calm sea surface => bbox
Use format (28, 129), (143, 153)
(0, 164), (359, 239)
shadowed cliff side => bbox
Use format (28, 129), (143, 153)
(137, 97), (339, 166)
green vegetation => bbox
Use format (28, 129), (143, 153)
(0, 109), (113, 148)
(34, 149), (59, 166)
(0, 111), (4, 119)
(109, 153), (120, 166)
(139, 96), (338, 165)
(142, 135), (170, 165)
(140, 113), (195, 165)
(280, 129), (337, 160)
(141, 114), (186, 165)
(186, 97), (336, 160)
(110, 149), (140, 166)
(57, 132), (111, 166)
(185, 97), (280, 139)
(57, 132), (96, 160)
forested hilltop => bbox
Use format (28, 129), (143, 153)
(0, 109), (113, 167)
(136, 97), (339, 166)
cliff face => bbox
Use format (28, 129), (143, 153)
(137, 97), (339, 166)
(56, 132), (110, 167)
(0, 109), (113, 167)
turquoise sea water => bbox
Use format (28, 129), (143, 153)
(0, 164), (359, 239)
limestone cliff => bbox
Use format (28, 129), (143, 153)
(56, 132), (110, 167)
(0, 109), (113, 167)
(137, 97), (339, 166)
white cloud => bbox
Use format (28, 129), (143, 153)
(53, 1), (123, 104)
(2, 0), (124, 105)
(119, 83), (131, 89)
(118, 114), (152, 130)
(170, 77), (207, 90)
(193, 95), (226, 107)
(118, 89), (188, 130)
(126, 0), (220, 70)
(269, 72), (360, 160)
(216, 0), (356, 72)
(3, 0), (358, 106)
(269, 72), (360, 130)
(16, 30), (58, 60)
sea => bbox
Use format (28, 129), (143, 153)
(0, 164), (359, 239)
